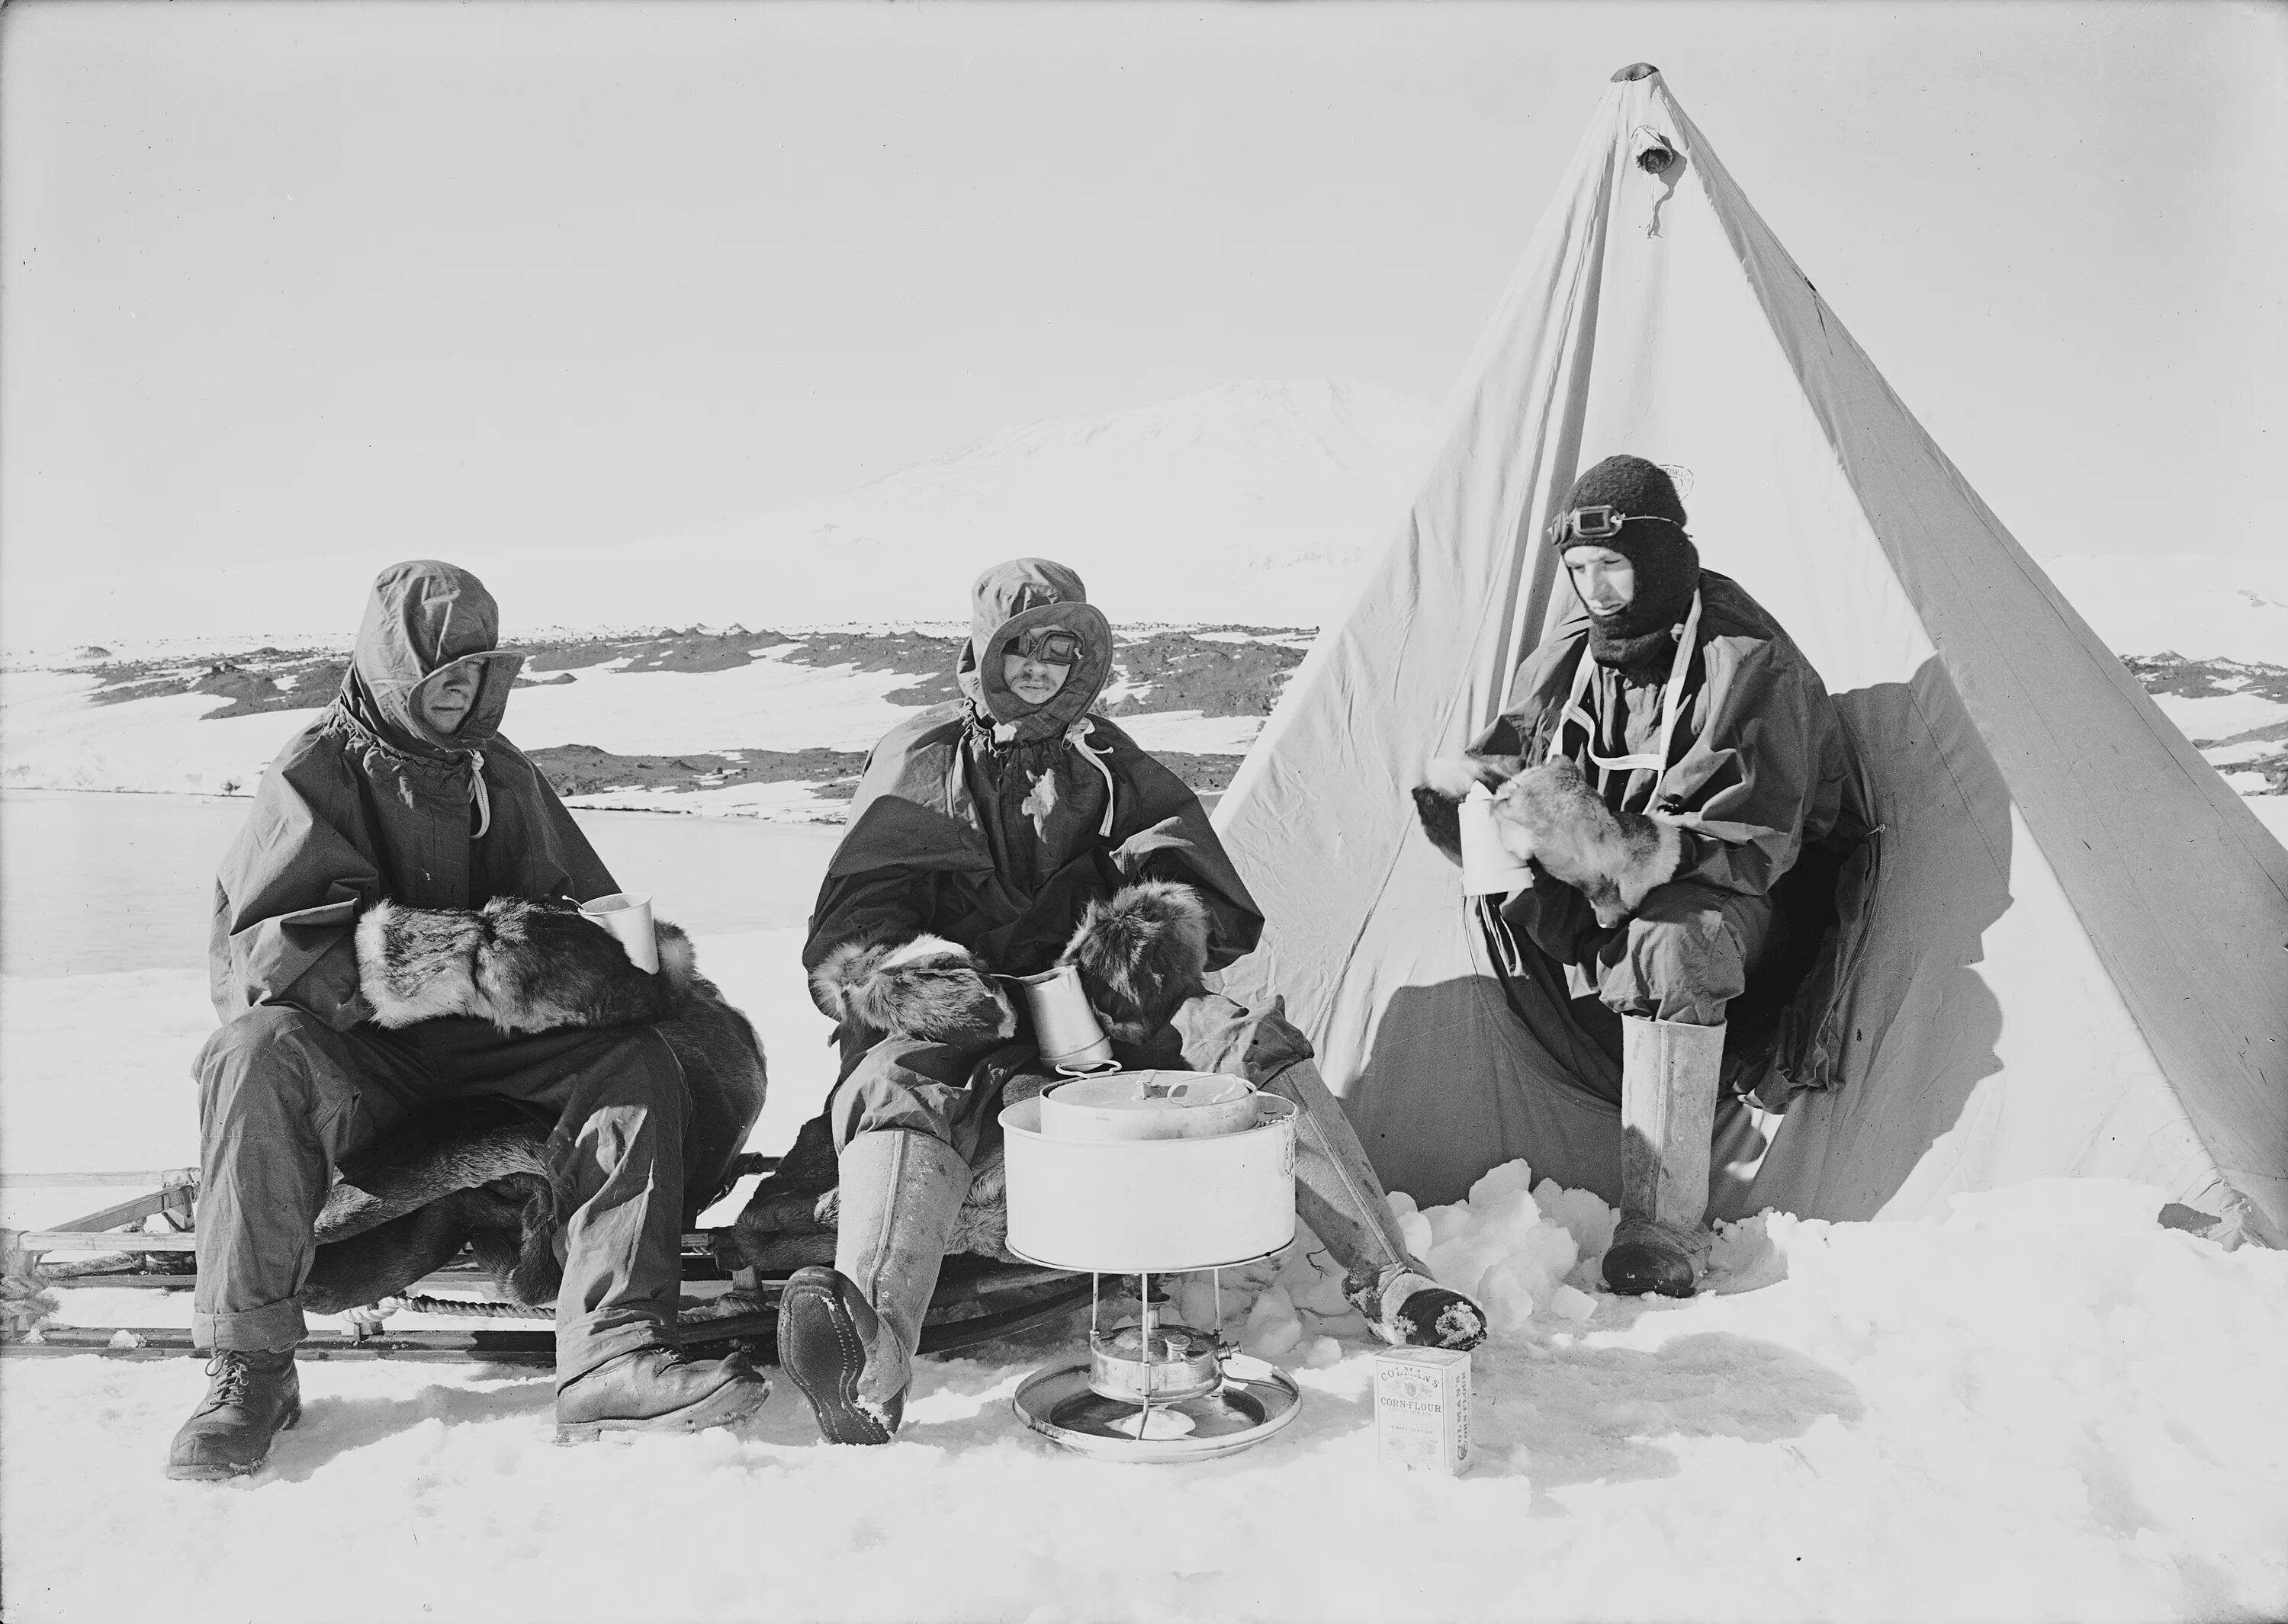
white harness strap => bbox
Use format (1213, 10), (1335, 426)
(467, 749), (492, 838)
(1549, 589), (1703, 806)
(1067, 719), (1118, 837)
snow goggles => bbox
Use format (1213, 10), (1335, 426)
(1011, 626), (1085, 663)
(1545, 505), (1688, 547)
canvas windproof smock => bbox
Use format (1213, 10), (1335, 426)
(795, 560), (1418, 1284)
(192, 562), (687, 1375)
(805, 573), (1261, 1000)
(1474, 570), (1850, 1026)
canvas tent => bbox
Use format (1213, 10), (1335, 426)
(1214, 66), (2288, 1247)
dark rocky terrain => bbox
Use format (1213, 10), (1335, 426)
(59, 634), (2283, 810)
(65, 627), (1307, 808)
(2120, 655), (2288, 792)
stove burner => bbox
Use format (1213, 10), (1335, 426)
(1014, 1355), (1301, 1462)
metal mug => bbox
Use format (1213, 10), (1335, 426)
(1008, 963), (1115, 1073)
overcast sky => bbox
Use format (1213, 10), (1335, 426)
(2, 0), (2281, 640)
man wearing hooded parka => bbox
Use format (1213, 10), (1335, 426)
(169, 560), (770, 1480)
(774, 557), (1486, 1446)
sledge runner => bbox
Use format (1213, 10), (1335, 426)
(776, 557), (1486, 1446)
(171, 560), (770, 1481)
(1415, 456), (1851, 1297)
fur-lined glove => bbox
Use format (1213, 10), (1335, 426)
(809, 935), (1018, 1047)
(1487, 759), (1684, 928)
(1412, 753), (1528, 864)
(1059, 880), (1212, 1041)
(356, 896), (697, 1035)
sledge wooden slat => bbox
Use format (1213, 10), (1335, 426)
(0, 1170), (198, 1189)
(7, 1230), (198, 1253)
(1, 1279), (1094, 1362)
(49, 1187), (194, 1234)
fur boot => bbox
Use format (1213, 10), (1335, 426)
(1059, 880), (1211, 1041)
(808, 935), (1017, 1045)
(1487, 759), (1683, 927)
(355, 896), (698, 1034)
(1345, 1262), (1488, 1351)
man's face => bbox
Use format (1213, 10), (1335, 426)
(416, 659), (483, 734)
(1564, 546), (1636, 617)
(1003, 650), (1072, 706)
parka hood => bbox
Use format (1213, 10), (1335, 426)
(954, 557), (1113, 746)
(339, 560), (525, 756)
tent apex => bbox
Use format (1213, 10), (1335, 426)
(1610, 63), (1661, 82)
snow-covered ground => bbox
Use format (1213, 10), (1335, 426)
(4, 799), (2284, 1623)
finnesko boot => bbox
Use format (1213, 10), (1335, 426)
(1603, 1015), (1724, 1298)
(554, 1346), (773, 1444)
(165, 1348), (302, 1481)
(1349, 1263), (1488, 1350)
(779, 1129), (968, 1445)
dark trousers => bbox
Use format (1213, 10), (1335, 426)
(1506, 877), (1781, 1032)
(827, 993), (1417, 1289)
(191, 1006), (689, 1382)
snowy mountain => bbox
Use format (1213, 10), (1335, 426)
(0, 380), (1444, 658)
(603, 377), (1444, 633)
(6, 378), (2284, 667)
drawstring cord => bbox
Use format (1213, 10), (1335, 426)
(1067, 719), (1117, 837)
(967, 711), (1118, 838)
(468, 749), (491, 837)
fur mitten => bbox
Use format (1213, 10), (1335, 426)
(355, 896), (697, 1035)
(1059, 880), (1212, 1041)
(809, 935), (1017, 1046)
(1487, 758), (1683, 926)
(1413, 753), (1528, 863)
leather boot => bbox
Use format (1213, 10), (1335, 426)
(1603, 1016), (1724, 1297)
(779, 1129), (968, 1445)
(165, 1348), (301, 1481)
(553, 1346), (773, 1444)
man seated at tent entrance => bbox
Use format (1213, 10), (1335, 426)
(1416, 455), (1850, 1298)
(770, 557), (1487, 1446)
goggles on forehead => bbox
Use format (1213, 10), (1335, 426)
(1546, 505), (1689, 547)
(1011, 626), (1085, 664)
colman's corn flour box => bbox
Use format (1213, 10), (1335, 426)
(1373, 1346), (1472, 1474)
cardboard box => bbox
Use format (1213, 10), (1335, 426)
(1374, 1346), (1473, 1474)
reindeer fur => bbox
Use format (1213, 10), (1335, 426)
(1486, 758), (1685, 927)
(298, 931), (766, 1316)
(1059, 880), (1211, 1041)
(356, 896), (698, 1034)
(808, 934), (1017, 1045)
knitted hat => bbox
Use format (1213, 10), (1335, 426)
(1556, 455), (1700, 667)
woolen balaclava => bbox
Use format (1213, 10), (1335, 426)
(1558, 455), (1701, 671)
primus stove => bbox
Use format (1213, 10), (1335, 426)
(997, 1067), (1303, 1462)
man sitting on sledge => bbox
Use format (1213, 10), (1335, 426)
(773, 557), (1486, 1446)
(171, 560), (771, 1481)
(1414, 456), (1849, 1298)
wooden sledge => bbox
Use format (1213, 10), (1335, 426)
(0, 1167), (1090, 1365)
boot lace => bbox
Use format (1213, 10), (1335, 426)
(204, 1352), (255, 1407)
